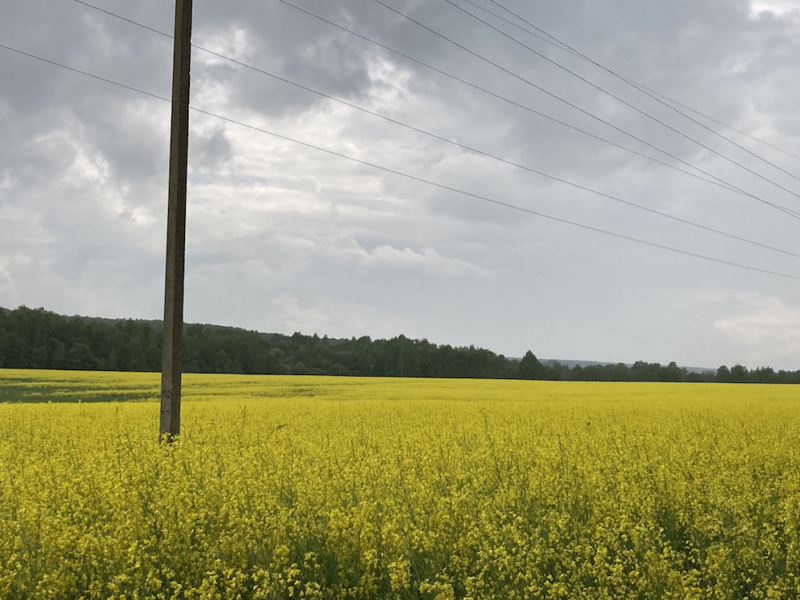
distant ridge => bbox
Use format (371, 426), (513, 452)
(0, 306), (793, 383)
(4, 307), (714, 372)
(540, 359), (714, 375)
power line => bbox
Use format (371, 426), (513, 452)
(276, 0), (800, 220)
(638, 85), (800, 162)
(364, 0), (800, 219)
(480, 0), (800, 184)
(1, 42), (798, 282)
(64, 0), (800, 258)
(459, 0), (572, 51)
(399, 0), (800, 205)
(0, 43), (169, 101)
(461, 0), (800, 163)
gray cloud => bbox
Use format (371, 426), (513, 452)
(2, 0), (800, 369)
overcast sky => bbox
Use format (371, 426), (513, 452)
(2, 0), (800, 369)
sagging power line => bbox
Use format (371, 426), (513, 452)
(1, 42), (798, 283)
(64, 1), (800, 259)
(460, 0), (800, 163)
(371, 0), (800, 216)
(280, 0), (800, 221)
(475, 0), (800, 184)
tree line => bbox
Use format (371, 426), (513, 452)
(1, 306), (797, 383)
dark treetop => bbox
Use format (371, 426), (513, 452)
(1, 306), (796, 384)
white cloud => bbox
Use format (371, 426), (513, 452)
(715, 294), (800, 366)
(750, 0), (800, 16)
(268, 293), (411, 339)
(347, 243), (486, 277)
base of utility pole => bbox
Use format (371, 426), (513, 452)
(160, 0), (193, 442)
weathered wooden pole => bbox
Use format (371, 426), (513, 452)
(160, 0), (193, 442)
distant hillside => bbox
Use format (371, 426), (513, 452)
(0, 306), (796, 384)
(541, 359), (714, 375)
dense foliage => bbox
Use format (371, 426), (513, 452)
(1, 306), (798, 383)
(2, 371), (800, 599)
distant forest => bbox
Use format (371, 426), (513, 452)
(1, 306), (797, 383)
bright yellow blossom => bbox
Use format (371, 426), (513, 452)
(0, 369), (799, 598)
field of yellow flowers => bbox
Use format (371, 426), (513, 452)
(1, 369), (799, 599)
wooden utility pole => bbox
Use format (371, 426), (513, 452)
(160, 0), (193, 441)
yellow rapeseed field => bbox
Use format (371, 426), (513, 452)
(1, 369), (799, 599)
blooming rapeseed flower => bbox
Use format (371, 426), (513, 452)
(0, 370), (799, 598)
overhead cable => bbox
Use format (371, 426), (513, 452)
(65, 0), (800, 257)
(461, 0), (800, 163)
(1, 42), (797, 282)
(367, 0), (800, 218)
(480, 0), (800, 182)
(276, 0), (799, 220)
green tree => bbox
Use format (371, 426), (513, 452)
(663, 361), (682, 382)
(729, 364), (749, 383)
(51, 341), (67, 369)
(65, 343), (98, 370)
(518, 351), (548, 380)
(613, 363), (630, 381)
(105, 348), (119, 371)
(31, 346), (48, 368)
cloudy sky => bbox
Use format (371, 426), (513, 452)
(1, 0), (799, 369)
